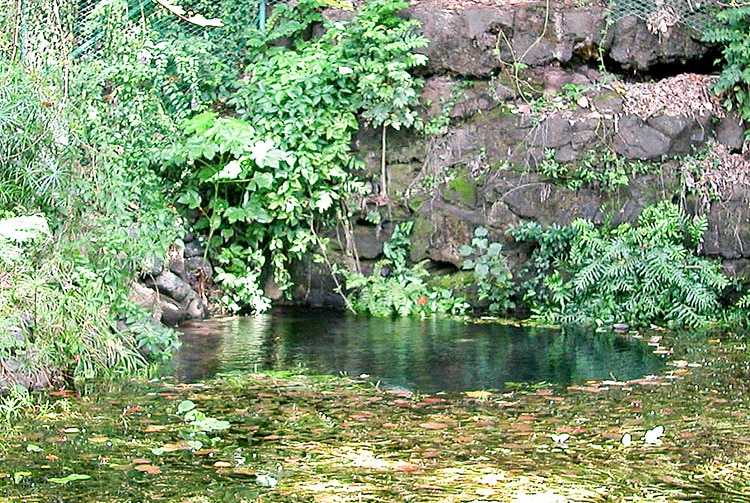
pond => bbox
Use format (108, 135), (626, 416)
(173, 309), (664, 392)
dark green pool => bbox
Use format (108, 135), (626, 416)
(174, 310), (664, 392)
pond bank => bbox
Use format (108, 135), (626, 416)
(0, 329), (749, 502)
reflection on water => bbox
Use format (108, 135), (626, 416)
(173, 309), (664, 393)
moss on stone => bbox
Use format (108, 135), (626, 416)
(446, 171), (477, 206)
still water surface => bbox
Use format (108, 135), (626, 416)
(174, 309), (663, 393)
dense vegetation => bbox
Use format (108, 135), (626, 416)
(3, 0), (750, 391)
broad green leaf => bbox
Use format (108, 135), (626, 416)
(208, 160), (243, 181)
(253, 172), (274, 190)
(177, 400), (196, 414)
(177, 190), (202, 209)
(48, 474), (91, 484)
(459, 245), (473, 256)
(313, 192), (334, 211)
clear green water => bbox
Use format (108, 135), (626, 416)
(173, 309), (664, 392)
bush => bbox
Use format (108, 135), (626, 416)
(344, 222), (468, 317)
(512, 202), (730, 328)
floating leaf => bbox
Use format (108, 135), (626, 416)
(256, 474), (278, 488)
(13, 472), (31, 484)
(419, 422), (449, 430)
(645, 425), (665, 445)
(143, 425), (167, 433)
(134, 465), (162, 475)
(177, 400), (196, 415)
(48, 474), (91, 484)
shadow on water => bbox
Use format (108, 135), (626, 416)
(174, 309), (664, 392)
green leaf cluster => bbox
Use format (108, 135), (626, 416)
(537, 148), (650, 192)
(704, 4), (750, 129)
(165, 0), (429, 313)
(344, 222), (468, 317)
(459, 227), (515, 314)
(512, 202), (730, 328)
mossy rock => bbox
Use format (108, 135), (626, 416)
(446, 172), (477, 207)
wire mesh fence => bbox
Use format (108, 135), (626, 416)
(607, 0), (721, 36)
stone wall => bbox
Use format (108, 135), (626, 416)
(295, 3), (750, 307)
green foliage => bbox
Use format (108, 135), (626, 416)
(537, 148), (650, 192)
(459, 227), (514, 314)
(177, 399), (231, 433)
(345, 222), (468, 317)
(0, 224), (152, 383)
(704, 5), (750, 129)
(164, 0), (429, 313)
(0, 58), (69, 212)
(163, 111), (320, 312)
(512, 202), (730, 328)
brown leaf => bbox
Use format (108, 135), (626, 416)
(419, 422), (449, 430)
(132, 458), (152, 464)
(213, 461), (232, 468)
(134, 464), (162, 474)
(393, 462), (420, 472)
(143, 425), (167, 433)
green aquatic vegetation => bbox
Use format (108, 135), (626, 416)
(1, 328), (750, 502)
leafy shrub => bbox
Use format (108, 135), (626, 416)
(512, 202), (730, 328)
(459, 227), (514, 314)
(165, 0), (429, 313)
(344, 222), (468, 317)
(0, 58), (68, 211)
(704, 5), (750, 130)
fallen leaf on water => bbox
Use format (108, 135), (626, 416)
(465, 390), (493, 400)
(134, 464), (162, 474)
(132, 458), (151, 464)
(159, 441), (192, 452)
(193, 449), (220, 456)
(213, 461), (232, 468)
(419, 422), (449, 430)
(393, 462), (420, 472)
(44, 454), (58, 461)
(48, 474), (90, 484)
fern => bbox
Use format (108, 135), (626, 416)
(514, 203), (730, 328)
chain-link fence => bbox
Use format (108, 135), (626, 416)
(608, 0), (721, 36)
